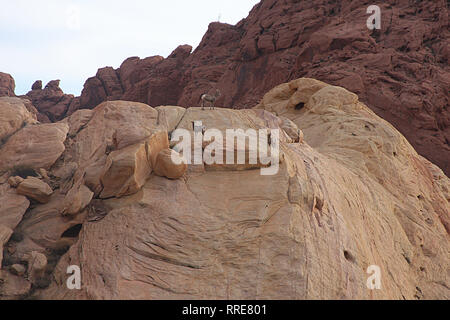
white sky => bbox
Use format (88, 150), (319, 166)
(0, 0), (259, 95)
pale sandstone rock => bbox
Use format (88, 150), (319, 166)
(20, 99), (40, 120)
(26, 251), (47, 283)
(279, 116), (300, 143)
(100, 142), (152, 199)
(62, 181), (94, 216)
(156, 106), (187, 133)
(12, 191), (87, 256)
(146, 131), (170, 168)
(298, 129), (304, 144)
(38, 168), (49, 181)
(36, 79), (449, 300)
(7, 176), (24, 188)
(176, 108), (285, 135)
(83, 159), (106, 196)
(1, 79), (447, 300)
(173, 107), (286, 171)
(0, 184), (29, 230)
(153, 149), (187, 180)
(10, 264), (26, 276)
(99, 129), (169, 199)
(64, 109), (93, 137)
(0, 122), (68, 173)
(59, 101), (167, 198)
(0, 97), (37, 142)
(85, 100), (161, 151)
(16, 177), (53, 204)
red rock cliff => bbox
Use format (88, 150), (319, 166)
(76, 0), (450, 175)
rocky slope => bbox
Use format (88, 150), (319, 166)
(0, 79), (448, 300)
(2, 0), (448, 176)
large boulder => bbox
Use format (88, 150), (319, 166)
(0, 122), (68, 173)
(153, 149), (187, 179)
(99, 130), (169, 198)
(0, 97), (37, 142)
(61, 180), (94, 216)
(99, 142), (153, 199)
(61, 182), (93, 217)
(16, 177), (53, 204)
(173, 107), (287, 171)
(0, 184), (29, 230)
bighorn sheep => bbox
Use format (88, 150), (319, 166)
(201, 89), (221, 110)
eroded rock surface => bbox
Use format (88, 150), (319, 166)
(0, 78), (440, 300)
(0, 97), (37, 142)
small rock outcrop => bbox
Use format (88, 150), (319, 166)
(0, 72), (15, 97)
(25, 80), (77, 122)
(153, 149), (187, 180)
(100, 142), (153, 199)
(7, 176), (24, 188)
(16, 177), (53, 204)
(0, 97), (37, 143)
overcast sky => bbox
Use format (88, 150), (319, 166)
(0, 0), (259, 96)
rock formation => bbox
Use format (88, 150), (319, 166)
(0, 1), (448, 176)
(0, 97), (37, 144)
(0, 72), (15, 97)
(25, 80), (77, 123)
(153, 149), (188, 180)
(16, 177), (53, 204)
(0, 78), (448, 300)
